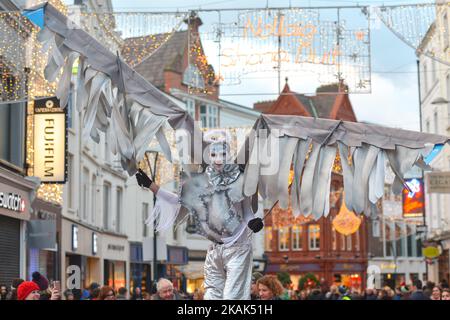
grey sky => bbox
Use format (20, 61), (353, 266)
(105, 0), (436, 130)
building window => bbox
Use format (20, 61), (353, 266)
(116, 187), (123, 233)
(355, 230), (360, 251)
(407, 226), (414, 257)
(67, 154), (74, 209)
(103, 182), (111, 230)
(91, 174), (97, 224)
(346, 235), (352, 251)
(182, 64), (205, 89)
(340, 233), (346, 251)
(278, 227), (289, 251)
(332, 227), (337, 251)
(200, 105), (207, 127)
(292, 225), (303, 251)
(265, 226), (273, 252)
(385, 221), (393, 257)
(0, 101), (25, 168)
(208, 105), (218, 128)
(434, 111), (439, 134)
(82, 168), (89, 221)
(142, 203), (149, 237)
(184, 98), (195, 118)
(444, 13), (449, 49)
(423, 62), (428, 95)
(308, 224), (320, 251)
(67, 90), (73, 129)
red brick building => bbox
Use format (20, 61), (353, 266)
(257, 81), (369, 291)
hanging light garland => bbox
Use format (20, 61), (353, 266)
(376, 2), (450, 65)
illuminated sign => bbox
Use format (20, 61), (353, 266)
(72, 225), (78, 252)
(33, 97), (67, 183)
(0, 192), (26, 213)
(92, 233), (98, 255)
(402, 178), (424, 218)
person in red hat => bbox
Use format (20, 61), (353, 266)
(17, 281), (61, 300)
(17, 281), (40, 300)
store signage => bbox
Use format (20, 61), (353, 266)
(423, 246), (440, 259)
(107, 244), (125, 252)
(72, 225), (78, 252)
(92, 233), (98, 255)
(427, 172), (450, 194)
(33, 97), (67, 183)
(402, 178), (424, 218)
(0, 191), (26, 213)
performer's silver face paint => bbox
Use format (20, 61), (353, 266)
(209, 142), (231, 172)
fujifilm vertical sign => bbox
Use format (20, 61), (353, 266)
(33, 97), (67, 183)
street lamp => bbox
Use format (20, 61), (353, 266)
(144, 147), (161, 285)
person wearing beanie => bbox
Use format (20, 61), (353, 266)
(32, 271), (49, 291)
(17, 281), (41, 300)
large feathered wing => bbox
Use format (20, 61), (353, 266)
(242, 114), (449, 219)
(26, 3), (201, 175)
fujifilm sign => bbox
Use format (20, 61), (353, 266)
(0, 192), (26, 213)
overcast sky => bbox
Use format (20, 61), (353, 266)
(95, 0), (437, 131)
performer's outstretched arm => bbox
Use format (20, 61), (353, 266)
(135, 168), (159, 193)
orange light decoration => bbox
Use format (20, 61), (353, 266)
(332, 196), (361, 236)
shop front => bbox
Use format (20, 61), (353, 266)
(61, 218), (101, 295)
(369, 259), (426, 289)
(130, 242), (152, 292)
(332, 262), (366, 291)
(266, 263), (324, 290)
(182, 250), (206, 294)
(27, 198), (62, 282)
(102, 233), (129, 290)
(163, 246), (188, 292)
(0, 167), (36, 286)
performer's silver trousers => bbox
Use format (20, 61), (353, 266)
(203, 241), (253, 300)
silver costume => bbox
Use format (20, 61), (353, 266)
(151, 163), (255, 300)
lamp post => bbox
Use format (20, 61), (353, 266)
(145, 148), (160, 285)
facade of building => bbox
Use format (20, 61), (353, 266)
(257, 81), (369, 291)
(417, 1), (450, 284)
(367, 170), (426, 289)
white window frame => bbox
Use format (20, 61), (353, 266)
(265, 226), (273, 252)
(308, 224), (320, 251)
(291, 225), (303, 251)
(278, 227), (289, 252)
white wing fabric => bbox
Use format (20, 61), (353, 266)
(29, 3), (199, 175)
(242, 115), (449, 219)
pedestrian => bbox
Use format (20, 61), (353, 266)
(142, 292), (152, 300)
(441, 288), (450, 300)
(424, 281), (435, 299)
(63, 289), (75, 300)
(17, 281), (60, 300)
(0, 285), (8, 300)
(410, 279), (428, 300)
(131, 286), (143, 300)
(116, 287), (129, 300)
(338, 285), (351, 300)
(88, 282), (101, 300)
(299, 290), (309, 300)
(251, 272), (263, 300)
(98, 286), (116, 300)
(430, 286), (442, 300)
(31, 271), (50, 300)
(256, 275), (284, 300)
(364, 288), (377, 300)
(152, 278), (181, 300)
(6, 278), (24, 300)
(193, 288), (204, 300)
(325, 285), (340, 300)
